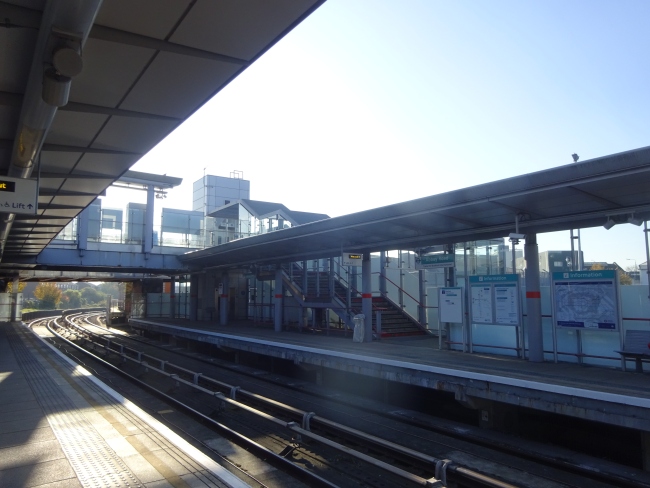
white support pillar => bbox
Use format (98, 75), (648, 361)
(362, 253), (372, 342)
(274, 267), (283, 332)
(220, 272), (229, 326)
(525, 233), (544, 362)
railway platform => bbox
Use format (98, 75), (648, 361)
(0, 321), (250, 488)
(129, 317), (650, 463)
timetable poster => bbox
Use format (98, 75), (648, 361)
(469, 275), (521, 326)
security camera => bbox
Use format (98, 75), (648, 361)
(509, 233), (526, 240)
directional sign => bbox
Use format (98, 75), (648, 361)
(0, 177), (37, 215)
(342, 252), (363, 266)
(415, 254), (455, 269)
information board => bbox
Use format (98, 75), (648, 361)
(494, 283), (519, 325)
(552, 270), (619, 330)
(438, 287), (464, 324)
(469, 275), (520, 326)
(471, 284), (493, 323)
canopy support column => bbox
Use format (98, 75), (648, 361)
(362, 253), (372, 342)
(525, 233), (544, 362)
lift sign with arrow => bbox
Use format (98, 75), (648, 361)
(0, 177), (37, 215)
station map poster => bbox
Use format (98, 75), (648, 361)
(552, 270), (619, 330)
(438, 287), (464, 324)
(469, 275), (520, 326)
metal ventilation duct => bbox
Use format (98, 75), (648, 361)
(0, 0), (103, 256)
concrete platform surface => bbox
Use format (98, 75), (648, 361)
(0, 322), (249, 488)
(129, 318), (650, 433)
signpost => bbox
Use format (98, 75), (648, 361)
(342, 252), (363, 267)
(0, 177), (37, 215)
(415, 254), (455, 269)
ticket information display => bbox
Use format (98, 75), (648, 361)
(469, 274), (521, 326)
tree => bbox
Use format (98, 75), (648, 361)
(590, 263), (605, 270)
(6, 281), (26, 293)
(619, 271), (633, 286)
(97, 282), (122, 299)
(34, 283), (63, 309)
(81, 286), (106, 305)
(63, 289), (83, 308)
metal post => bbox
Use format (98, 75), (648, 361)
(169, 276), (176, 319)
(375, 311), (381, 339)
(220, 272), (229, 326)
(645, 221), (650, 300)
(77, 203), (89, 253)
(329, 257), (335, 297)
(464, 243), (471, 353)
(577, 229), (583, 271)
(144, 185), (154, 255)
(379, 251), (387, 296)
(570, 229), (576, 271)
(444, 244), (456, 350)
(418, 267), (427, 329)
(362, 253), (372, 342)
(274, 267), (283, 332)
(189, 274), (198, 321)
(398, 250), (404, 308)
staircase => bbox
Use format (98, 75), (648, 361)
(281, 263), (428, 338)
(350, 295), (426, 337)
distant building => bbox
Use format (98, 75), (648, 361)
(539, 250), (583, 274)
(193, 172), (250, 217)
(640, 262), (648, 286)
(56, 283), (79, 291)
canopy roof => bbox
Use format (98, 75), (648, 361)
(181, 146), (650, 269)
(0, 0), (325, 270)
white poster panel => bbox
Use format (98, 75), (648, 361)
(439, 287), (464, 324)
(494, 283), (519, 325)
(470, 284), (493, 323)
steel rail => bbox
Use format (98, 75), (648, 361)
(56, 314), (527, 488)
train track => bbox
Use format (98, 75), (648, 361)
(28, 312), (650, 488)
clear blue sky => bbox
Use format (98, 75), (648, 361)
(111, 0), (650, 267)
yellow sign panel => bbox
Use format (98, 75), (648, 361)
(342, 252), (363, 266)
(0, 181), (16, 192)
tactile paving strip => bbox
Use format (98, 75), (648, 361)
(6, 325), (144, 488)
